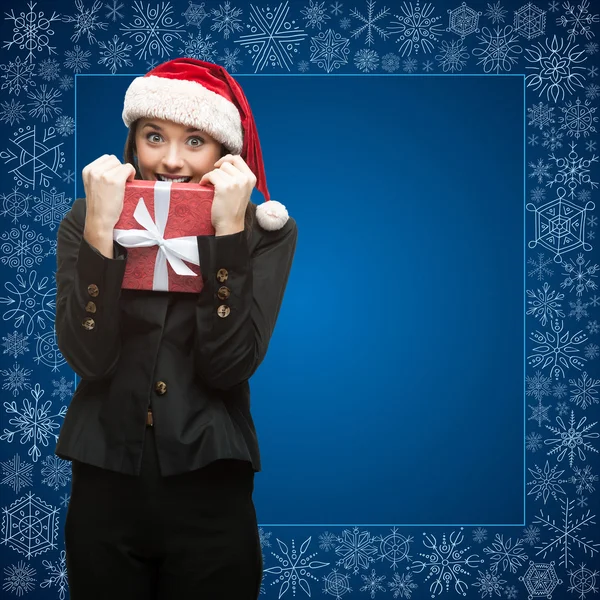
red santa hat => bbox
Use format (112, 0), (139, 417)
(122, 57), (289, 231)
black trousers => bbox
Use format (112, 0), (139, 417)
(64, 424), (263, 599)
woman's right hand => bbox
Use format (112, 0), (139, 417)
(82, 154), (136, 234)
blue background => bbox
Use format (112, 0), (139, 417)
(77, 73), (525, 525)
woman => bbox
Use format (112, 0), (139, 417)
(54, 58), (298, 599)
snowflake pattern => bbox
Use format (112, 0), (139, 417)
(120, 0), (186, 60)
(0, 383), (67, 463)
(0, 0), (598, 594)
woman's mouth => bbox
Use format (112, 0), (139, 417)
(155, 174), (192, 183)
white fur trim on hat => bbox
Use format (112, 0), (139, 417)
(256, 200), (289, 231)
(122, 75), (244, 154)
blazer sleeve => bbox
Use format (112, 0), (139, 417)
(55, 198), (128, 381)
(193, 215), (298, 390)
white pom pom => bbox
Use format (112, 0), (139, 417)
(256, 200), (289, 231)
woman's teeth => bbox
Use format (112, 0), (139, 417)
(156, 175), (191, 183)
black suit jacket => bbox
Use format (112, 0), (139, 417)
(54, 197), (297, 476)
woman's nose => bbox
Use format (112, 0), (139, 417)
(161, 146), (184, 169)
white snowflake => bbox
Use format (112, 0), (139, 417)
(402, 56), (418, 72)
(528, 157), (553, 184)
(482, 534), (529, 575)
(1, 383), (67, 462)
(0, 270), (56, 335)
(529, 397), (551, 427)
(3, 1), (61, 63)
(472, 25), (523, 73)
(569, 371), (600, 409)
(2, 560), (37, 596)
(234, 2), (308, 72)
(485, 1), (507, 24)
(26, 85), (63, 123)
(120, 0), (186, 60)
(61, 169), (75, 184)
(301, 0), (332, 29)
(570, 464), (598, 495)
(528, 318), (588, 379)
(33, 330), (66, 373)
(561, 252), (599, 297)
(37, 58), (61, 81)
(568, 297), (590, 321)
(51, 376), (74, 401)
(545, 409), (599, 466)
(354, 48), (379, 72)
(435, 39), (469, 72)
(62, 0), (108, 44)
(533, 496), (600, 568)
(526, 282), (565, 327)
(2, 331), (30, 359)
(264, 536), (329, 597)
(387, 1), (444, 56)
(0, 223), (51, 273)
(105, 0), (125, 21)
(97, 34), (134, 73)
(210, 1), (244, 39)
(557, 0), (599, 42)
(58, 75), (74, 90)
(34, 187), (71, 230)
(527, 369), (554, 402)
(526, 431), (544, 452)
(309, 29), (350, 73)
(527, 460), (569, 504)
(63, 45), (92, 72)
(297, 59), (310, 72)
(182, 0), (208, 27)
(473, 569), (506, 598)
(0, 57), (37, 96)
(530, 186), (547, 203)
(1, 492), (59, 558)
(528, 101), (555, 130)
(388, 571), (419, 598)
(0, 454), (34, 494)
(40, 550), (68, 600)
(335, 526), (378, 574)
(360, 568), (386, 597)
(381, 52), (400, 72)
(41, 455), (71, 490)
(349, 0), (390, 45)
(180, 32), (219, 61)
(217, 47), (243, 72)
(547, 141), (598, 198)
(0, 99), (26, 126)
(331, 2), (343, 17)
(513, 2), (546, 40)
(422, 58), (433, 70)
(558, 97), (598, 139)
(527, 252), (555, 280)
(55, 115), (75, 136)
(1, 363), (32, 397)
(525, 34), (587, 103)
(408, 529), (483, 597)
(542, 126), (564, 150)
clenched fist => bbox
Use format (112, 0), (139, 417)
(82, 154), (136, 234)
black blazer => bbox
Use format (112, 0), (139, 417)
(54, 197), (297, 476)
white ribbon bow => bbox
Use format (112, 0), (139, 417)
(113, 181), (200, 291)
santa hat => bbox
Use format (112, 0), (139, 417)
(122, 57), (289, 231)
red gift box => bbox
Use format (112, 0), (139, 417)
(113, 180), (215, 293)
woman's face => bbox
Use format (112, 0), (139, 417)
(134, 118), (223, 184)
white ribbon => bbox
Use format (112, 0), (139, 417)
(113, 181), (200, 291)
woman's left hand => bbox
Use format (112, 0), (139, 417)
(198, 154), (256, 233)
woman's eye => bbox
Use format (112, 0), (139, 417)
(188, 137), (204, 146)
(147, 133), (162, 142)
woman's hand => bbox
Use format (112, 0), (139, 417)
(198, 154), (256, 233)
(82, 154), (136, 234)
